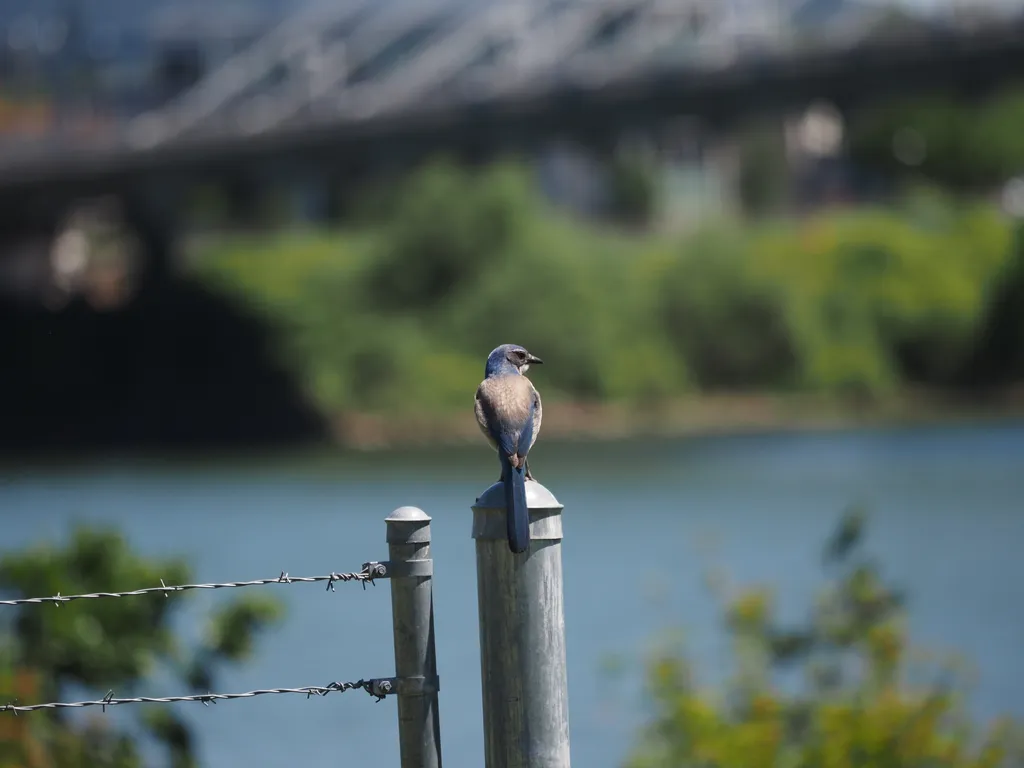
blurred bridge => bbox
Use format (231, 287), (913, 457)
(2, 0), (1023, 458)
(2, 0), (1023, 453)
(2, 0), (1024, 200)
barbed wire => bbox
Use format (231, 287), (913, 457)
(0, 562), (388, 607)
(2, 678), (395, 715)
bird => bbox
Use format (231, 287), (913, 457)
(474, 344), (544, 554)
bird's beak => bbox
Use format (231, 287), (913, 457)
(526, 354), (543, 365)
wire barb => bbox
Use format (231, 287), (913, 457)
(0, 564), (381, 607)
(0, 679), (390, 714)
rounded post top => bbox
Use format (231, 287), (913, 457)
(386, 506), (432, 523)
(473, 480), (562, 510)
(386, 506), (432, 546)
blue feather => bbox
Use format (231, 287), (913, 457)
(502, 455), (530, 554)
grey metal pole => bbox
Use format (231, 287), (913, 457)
(471, 481), (570, 768)
(386, 506), (443, 768)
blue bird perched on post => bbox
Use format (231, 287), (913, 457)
(474, 344), (544, 554)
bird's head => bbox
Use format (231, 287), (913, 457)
(485, 344), (543, 377)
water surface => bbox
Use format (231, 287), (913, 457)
(2, 423), (1023, 767)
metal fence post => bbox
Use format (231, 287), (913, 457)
(386, 506), (443, 768)
(471, 481), (571, 768)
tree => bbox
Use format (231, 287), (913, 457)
(0, 526), (284, 768)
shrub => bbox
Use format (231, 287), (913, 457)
(625, 509), (1024, 768)
(190, 159), (1022, 419)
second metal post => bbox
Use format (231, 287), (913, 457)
(386, 506), (443, 768)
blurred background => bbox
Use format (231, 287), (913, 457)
(2, 0), (1024, 766)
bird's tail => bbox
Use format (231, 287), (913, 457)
(502, 456), (530, 554)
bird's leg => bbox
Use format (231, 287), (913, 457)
(524, 458), (536, 482)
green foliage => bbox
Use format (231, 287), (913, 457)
(737, 126), (790, 216)
(656, 227), (796, 389)
(751, 199), (1012, 394)
(847, 84), (1024, 189)
(625, 508), (1024, 768)
(0, 527), (284, 768)
(190, 159), (1024, 421)
(971, 221), (1024, 384)
(607, 145), (662, 226)
(364, 158), (534, 312)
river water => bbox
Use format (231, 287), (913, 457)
(2, 423), (1023, 767)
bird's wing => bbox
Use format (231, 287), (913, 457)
(516, 386), (541, 458)
(525, 382), (542, 454)
(476, 380), (516, 458)
(474, 386), (498, 449)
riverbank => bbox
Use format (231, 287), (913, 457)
(3, 389), (1023, 473)
(330, 387), (1024, 450)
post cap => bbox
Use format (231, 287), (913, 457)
(386, 506), (432, 523)
(386, 506), (432, 545)
(473, 480), (562, 511)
